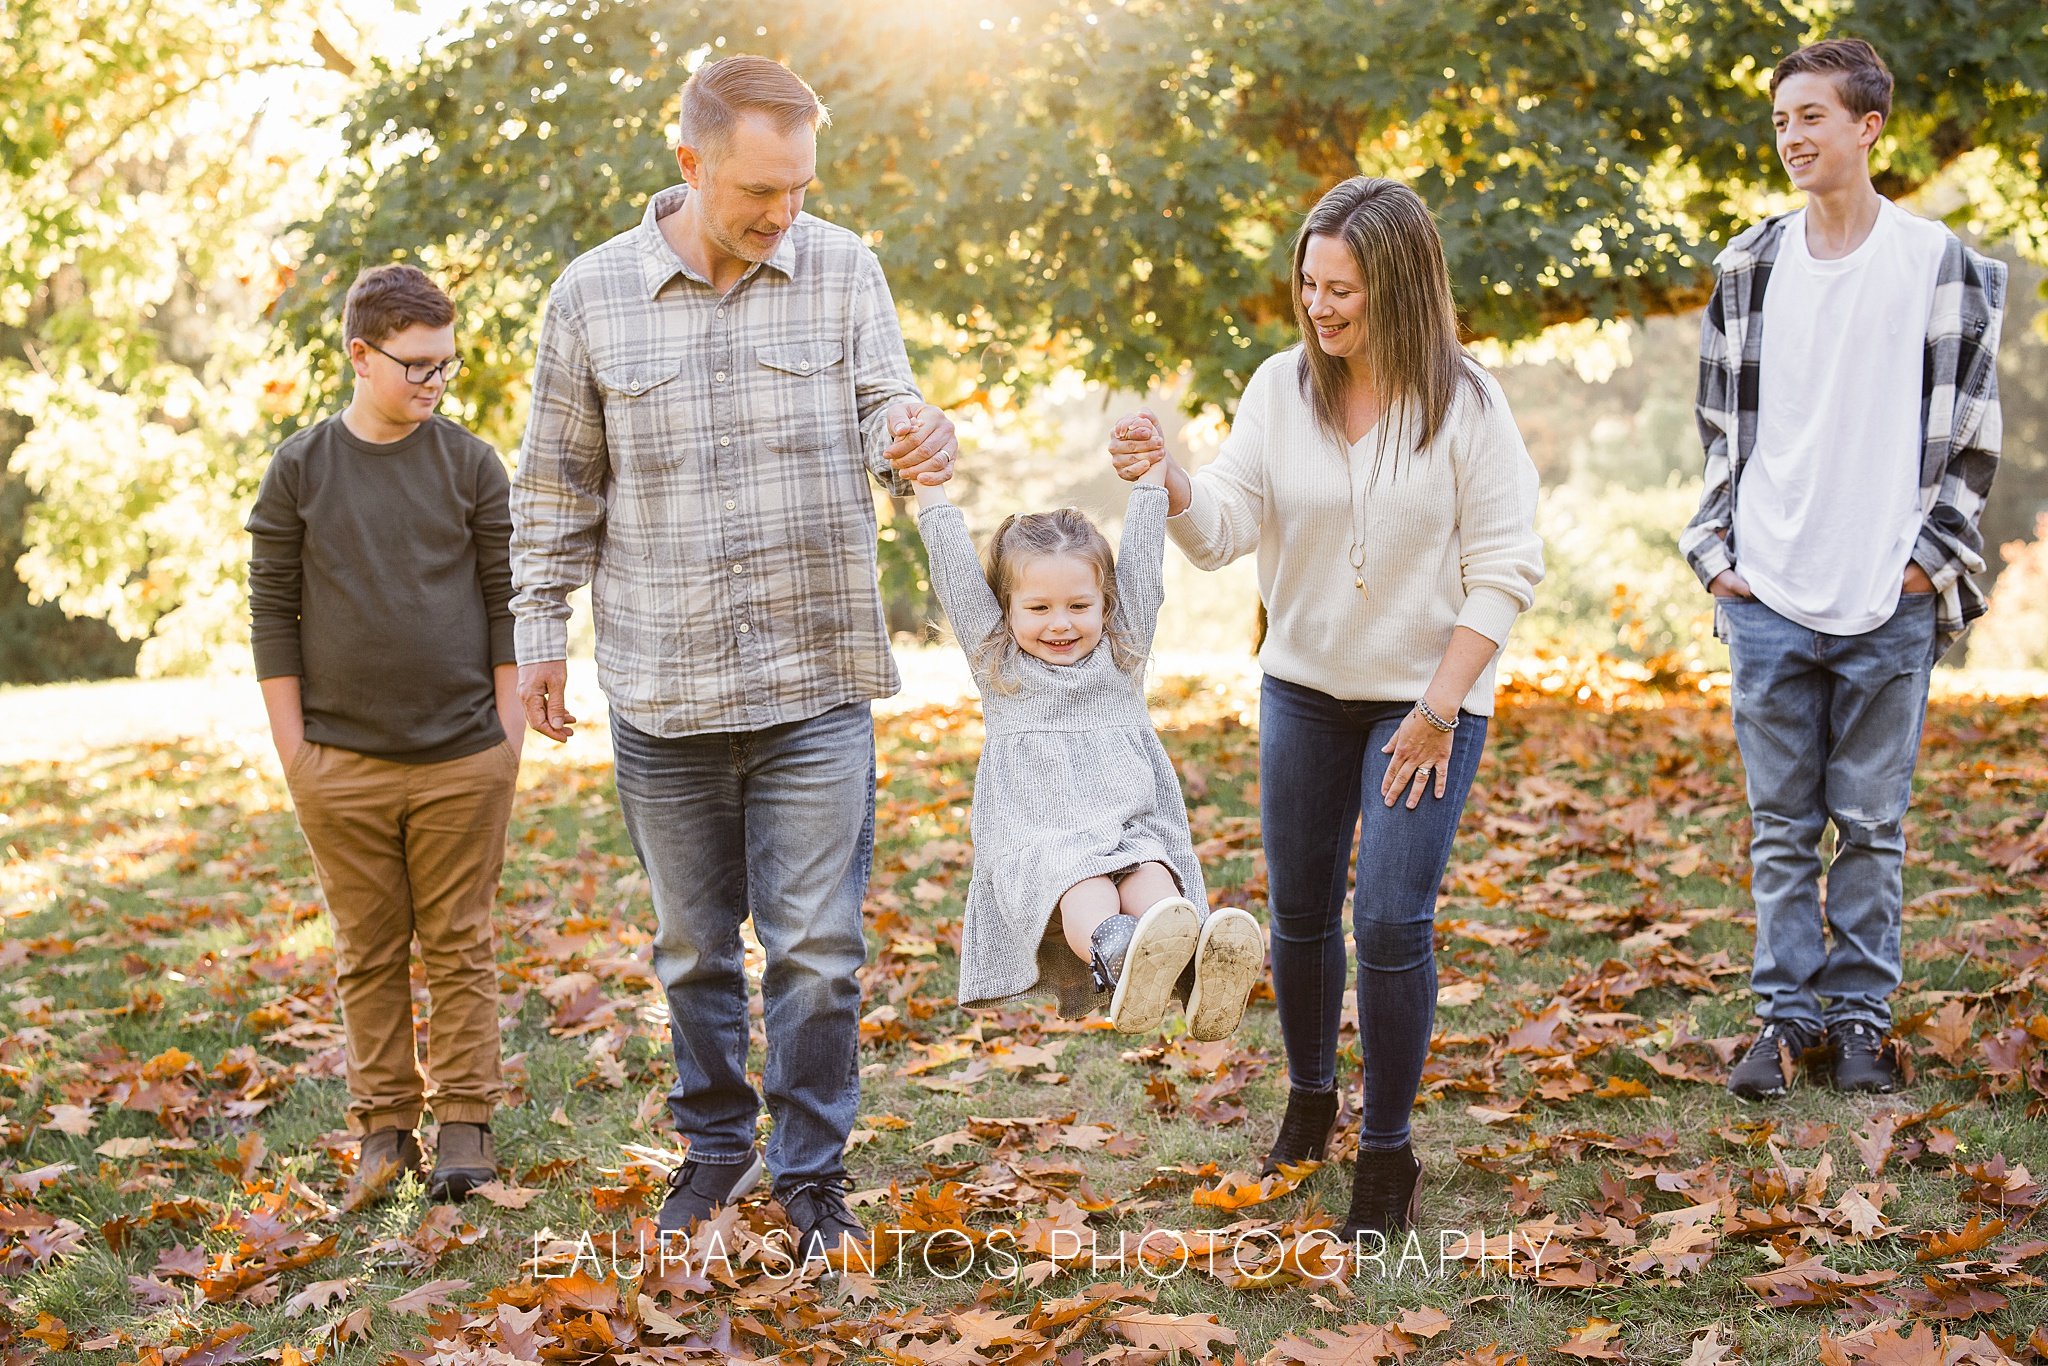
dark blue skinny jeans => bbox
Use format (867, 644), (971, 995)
(1259, 675), (1487, 1151)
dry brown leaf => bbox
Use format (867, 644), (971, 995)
(1682, 1328), (1739, 1365)
(43, 1104), (96, 1138)
(283, 1277), (357, 1318)
(1110, 1311), (1237, 1358)
(469, 1180), (543, 1209)
(22, 1314), (69, 1351)
(1263, 1321), (1412, 1365)
(1394, 1308), (1452, 1341)
(1917, 1215), (2008, 1262)
(1554, 1318), (1627, 1361)
(386, 1277), (472, 1315)
(1917, 1000), (1978, 1064)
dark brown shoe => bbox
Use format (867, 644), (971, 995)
(345, 1127), (423, 1210)
(428, 1122), (497, 1201)
(1261, 1086), (1341, 1176)
(1339, 1142), (1422, 1240)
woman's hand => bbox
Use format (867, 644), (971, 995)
(1381, 708), (1454, 808)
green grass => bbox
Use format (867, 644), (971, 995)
(2, 676), (2046, 1363)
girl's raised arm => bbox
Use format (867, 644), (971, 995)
(1114, 480), (1170, 658)
(916, 499), (1006, 656)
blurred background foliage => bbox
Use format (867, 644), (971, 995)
(2, 0), (2045, 681)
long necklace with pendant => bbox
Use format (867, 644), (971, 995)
(1348, 420), (1373, 597)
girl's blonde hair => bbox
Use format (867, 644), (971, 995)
(969, 507), (1145, 693)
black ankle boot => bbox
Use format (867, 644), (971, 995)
(1261, 1087), (1340, 1176)
(1339, 1143), (1421, 1239)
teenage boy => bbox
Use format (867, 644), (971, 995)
(1682, 39), (2006, 1100)
(248, 263), (522, 1201)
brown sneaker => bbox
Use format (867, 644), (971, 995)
(427, 1122), (497, 1201)
(345, 1127), (423, 1210)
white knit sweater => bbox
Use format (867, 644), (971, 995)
(1168, 347), (1544, 717)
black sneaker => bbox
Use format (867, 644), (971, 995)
(779, 1178), (870, 1272)
(1339, 1143), (1422, 1240)
(657, 1149), (765, 1234)
(1726, 1020), (1821, 1101)
(1261, 1086), (1341, 1177)
(1827, 1020), (1901, 1093)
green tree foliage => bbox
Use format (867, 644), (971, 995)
(287, 0), (2047, 436)
(0, 1), (385, 674)
(9, 0), (2045, 666)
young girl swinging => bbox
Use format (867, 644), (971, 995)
(911, 442), (1263, 1037)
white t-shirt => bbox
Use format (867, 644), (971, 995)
(1735, 200), (1948, 634)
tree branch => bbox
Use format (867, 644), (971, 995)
(64, 58), (329, 191)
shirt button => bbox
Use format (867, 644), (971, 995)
(738, 622), (751, 634)
(724, 499), (736, 511)
(719, 436), (731, 447)
(716, 307), (726, 318)
(715, 371), (727, 382)
(799, 357), (812, 368)
(730, 563), (743, 574)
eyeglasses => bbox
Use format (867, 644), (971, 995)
(363, 339), (464, 386)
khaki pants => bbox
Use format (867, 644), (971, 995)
(285, 739), (516, 1135)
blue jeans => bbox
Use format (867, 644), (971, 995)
(1259, 676), (1487, 1150)
(610, 702), (874, 1188)
(1723, 592), (1938, 1033)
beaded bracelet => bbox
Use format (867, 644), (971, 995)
(1413, 698), (1459, 733)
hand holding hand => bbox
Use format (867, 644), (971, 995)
(885, 402), (957, 487)
(1109, 409), (1166, 482)
(518, 659), (577, 743)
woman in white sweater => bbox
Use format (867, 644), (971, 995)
(1110, 177), (1543, 1239)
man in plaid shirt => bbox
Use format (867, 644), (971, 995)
(1682, 39), (2007, 1102)
(509, 56), (954, 1265)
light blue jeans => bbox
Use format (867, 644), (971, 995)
(1723, 592), (1938, 1033)
(610, 702), (874, 1188)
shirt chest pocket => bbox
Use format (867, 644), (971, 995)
(755, 342), (846, 453)
(595, 358), (689, 471)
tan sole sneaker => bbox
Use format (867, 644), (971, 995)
(1185, 907), (1265, 1042)
(1107, 897), (1200, 1034)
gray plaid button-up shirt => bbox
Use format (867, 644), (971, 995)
(510, 186), (922, 736)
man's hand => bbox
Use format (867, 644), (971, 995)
(518, 659), (577, 743)
(1708, 569), (1755, 600)
(1108, 408), (1165, 482)
(1903, 562), (1935, 595)
(884, 402), (956, 486)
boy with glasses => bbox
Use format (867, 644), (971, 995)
(247, 263), (521, 1203)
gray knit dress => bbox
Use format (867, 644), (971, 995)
(917, 483), (1209, 1018)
